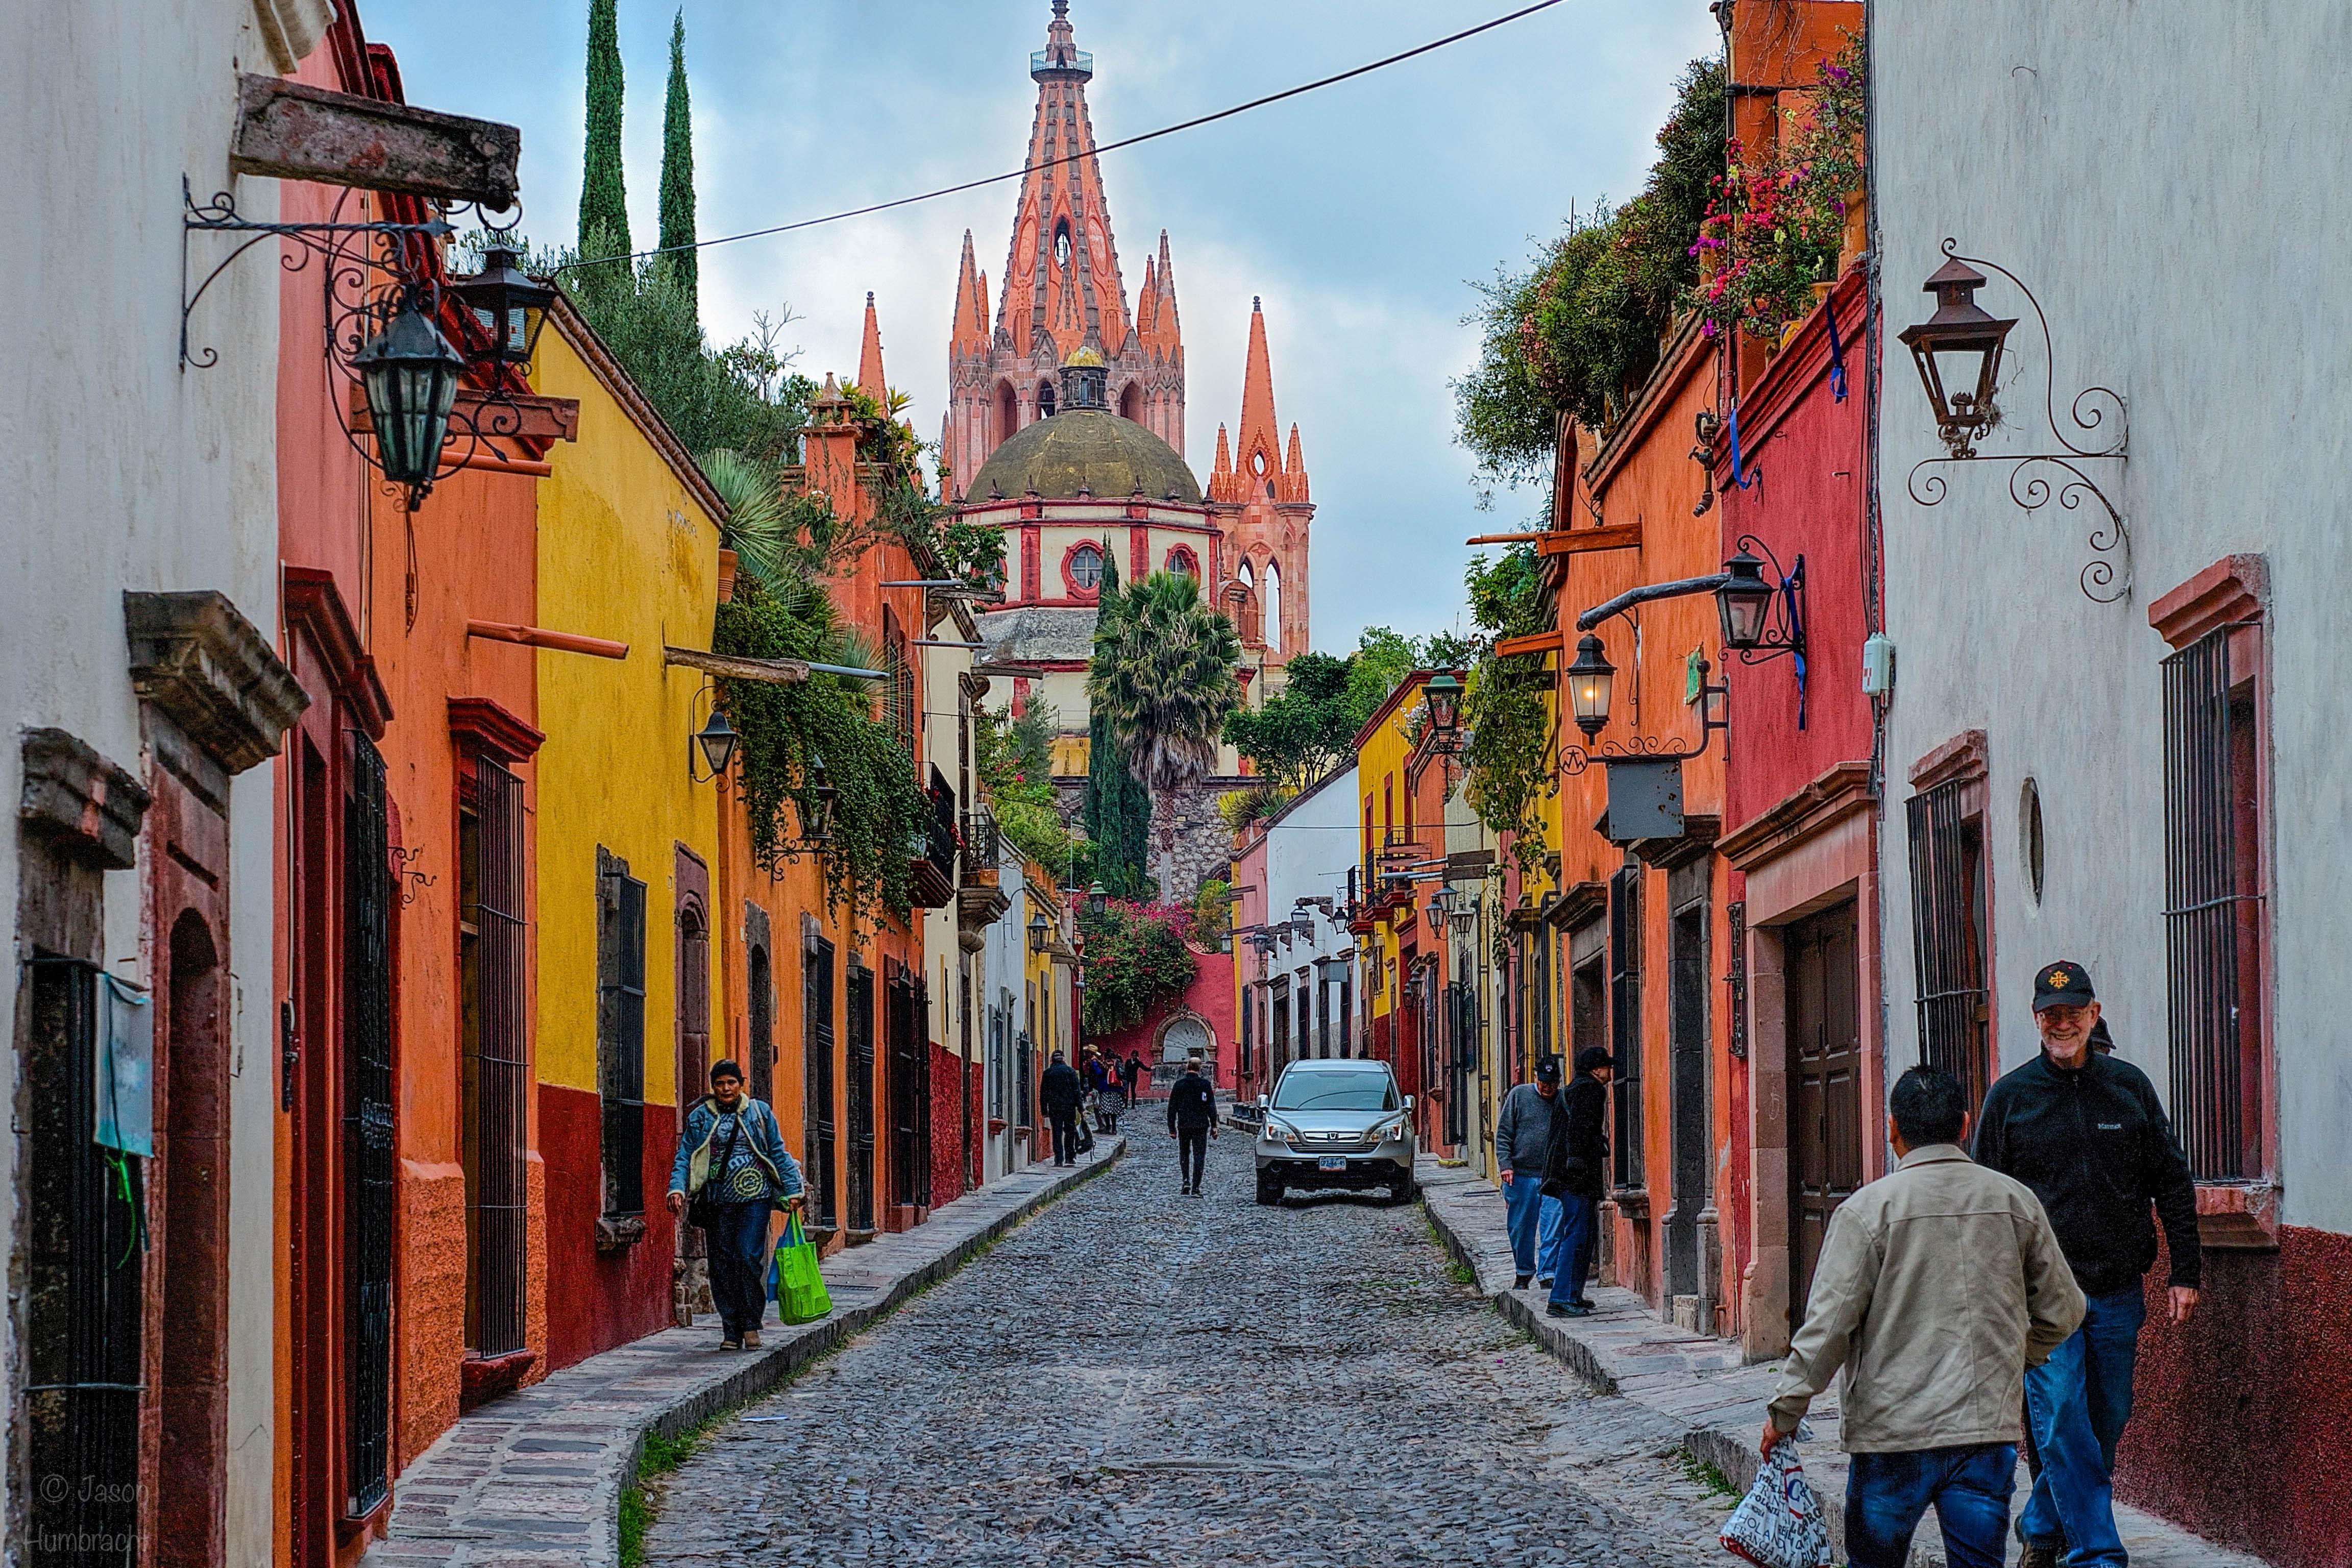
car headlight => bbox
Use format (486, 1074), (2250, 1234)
(1264, 1118), (1302, 1145)
(1374, 1115), (1410, 1143)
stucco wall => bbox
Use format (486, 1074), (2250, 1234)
(1874, 7), (2352, 1560)
(0, 4), (300, 1560)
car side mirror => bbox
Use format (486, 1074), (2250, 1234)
(1403, 1095), (1415, 1112)
(1256, 1094), (1268, 1109)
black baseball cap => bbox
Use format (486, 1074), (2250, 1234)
(1534, 1056), (1562, 1083)
(2033, 960), (2096, 1012)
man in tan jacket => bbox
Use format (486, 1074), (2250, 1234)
(1762, 1066), (2084, 1568)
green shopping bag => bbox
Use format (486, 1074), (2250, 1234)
(772, 1212), (832, 1325)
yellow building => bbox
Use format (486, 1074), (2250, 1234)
(529, 297), (727, 1368)
(1350, 671), (1432, 1083)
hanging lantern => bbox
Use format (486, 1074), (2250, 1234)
(1897, 257), (2017, 458)
(1420, 673), (1464, 751)
(1716, 549), (1777, 651)
(351, 296), (465, 496)
(450, 244), (557, 365)
(692, 708), (739, 779)
(1566, 634), (1615, 739)
(800, 753), (838, 842)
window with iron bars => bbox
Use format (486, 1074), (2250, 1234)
(597, 854), (648, 1217)
(2162, 627), (2266, 1181)
(1610, 864), (1645, 1190)
(463, 756), (530, 1358)
(1906, 778), (1992, 1114)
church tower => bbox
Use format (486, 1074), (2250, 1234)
(943, 1), (1185, 502)
(1207, 299), (1312, 662)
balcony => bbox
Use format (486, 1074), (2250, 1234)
(961, 810), (1000, 883)
(910, 784), (958, 909)
(1031, 46), (1093, 79)
(957, 809), (1008, 943)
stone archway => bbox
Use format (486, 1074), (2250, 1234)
(1153, 1012), (1213, 1087)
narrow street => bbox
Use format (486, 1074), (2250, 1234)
(642, 1135), (1734, 1567)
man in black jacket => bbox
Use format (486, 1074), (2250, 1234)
(1542, 1046), (1614, 1317)
(1166, 1052), (1219, 1194)
(1039, 1050), (1085, 1166)
(1974, 961), (2200, 1568)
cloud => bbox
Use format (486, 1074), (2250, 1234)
(370, 0), (1718, 647)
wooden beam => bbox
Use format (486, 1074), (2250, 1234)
(662, 646), (809, 685)
(467, 621), (627, 660)
(1492, 628), (1565, 660)
(230, 75), (521, 206)
(1463, 524), (1644, 555)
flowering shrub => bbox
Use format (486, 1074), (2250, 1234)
(1079, 899), (1199, 1035)
(1692, 38), (1866, 344)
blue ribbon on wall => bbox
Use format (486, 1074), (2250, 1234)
(1825, 292), (1848, 403)
(1783, 557), (1808, 731)
(1727, 398), (1758, 489)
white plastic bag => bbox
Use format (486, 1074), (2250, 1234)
(1719, 1442), (1833, 1568)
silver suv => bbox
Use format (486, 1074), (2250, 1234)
(1254, 1059), (1415, 1206)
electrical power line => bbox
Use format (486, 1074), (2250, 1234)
(557, 0), (1569, 274)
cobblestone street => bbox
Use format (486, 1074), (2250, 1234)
(642, 1135), (1735, 1567)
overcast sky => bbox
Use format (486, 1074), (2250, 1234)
(371, 0), (1719, 651)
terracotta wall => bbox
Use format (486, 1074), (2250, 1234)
(540, 1090), (680, 1368)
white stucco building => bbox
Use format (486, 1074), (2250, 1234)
(1232, 766), (1362, 1102)
(1873, 5), (2351, 1557)
(0, 2), (330, 1561)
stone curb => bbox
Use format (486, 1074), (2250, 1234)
(363, 1138), (1125, 1568)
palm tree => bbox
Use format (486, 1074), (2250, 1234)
(1088, 570), (1243, 898)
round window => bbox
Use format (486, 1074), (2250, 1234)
(2020, 776), (2046, 907)
(1069, 544), (1104, 590)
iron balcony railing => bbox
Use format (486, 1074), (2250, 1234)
(1031, 46), (1093, 75)
(962, 809), (1000, 875)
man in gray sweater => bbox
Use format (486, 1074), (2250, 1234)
(1493, 1055), (1562, 1290)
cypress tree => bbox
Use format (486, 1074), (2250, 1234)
(657, 8), (697, 309)
(579, 0), (629, 265)
(1082, 554), (1153, 899)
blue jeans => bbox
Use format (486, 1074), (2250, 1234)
(704, 1198), (774, 1338)
(1846, 1444), (2017, 1568)
(1502, 1174), (1559, 1278)
(1547, 1193), (1597, 1308)
(2021, 1284), (2145, 1566)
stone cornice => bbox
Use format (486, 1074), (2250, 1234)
(125, 590), (311, 772)
(278, 570), (391, 740)
(20, 728), (149, 870)
(2149, 553), (2268, 649)
(447, 697), (545, 765)
(1906, 729), (1988, 793)
(1718, 761), (1874, 873)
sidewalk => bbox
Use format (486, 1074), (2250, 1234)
(361, 1138), (1125, 1568)
(1420, 1166), (2270, 1568)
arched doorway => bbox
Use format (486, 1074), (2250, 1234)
(162, 908), (227, 1568)
(1155, 1013), (1213, 1087)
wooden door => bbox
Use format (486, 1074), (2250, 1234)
(1785, 899), (1863, 1330)
(1667, 903), (1709, 1303)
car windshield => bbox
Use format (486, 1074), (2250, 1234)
(1272, 1068), (1397, 1113)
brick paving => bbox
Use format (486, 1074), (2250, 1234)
(359, 1137), (1126, 1568)
(641, 1127), (1744, 1567)
(1419, 1166), (2273, 1568)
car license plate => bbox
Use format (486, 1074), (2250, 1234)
(1317, 1156), (1348, 1171)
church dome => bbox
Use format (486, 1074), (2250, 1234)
(967, 409), (1202, 504)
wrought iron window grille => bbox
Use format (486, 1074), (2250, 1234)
(180, 179), (541, 511)
(1903, 238), (2130, 603)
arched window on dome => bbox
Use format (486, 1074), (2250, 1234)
(1263, 557), (1283, 654)
(1164, 546), (1198, 580)
(1066, 543), (1105, 595)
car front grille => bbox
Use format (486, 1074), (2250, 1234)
(1291, 1130), (1377, 1154)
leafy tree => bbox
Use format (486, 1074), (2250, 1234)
(1089, 570), (1243, 896)
(1078, 900), (1199, 1035)
(1345, 626), (1422, 720)
(1222, 627), (1442, 790)
(1456, 545), (1557, 869)
(579, 0), (629, 269)
(1080, 555), (1153, 899)
(658, 8), (697, 310)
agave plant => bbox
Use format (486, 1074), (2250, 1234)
(1088, 570), (1243, 894)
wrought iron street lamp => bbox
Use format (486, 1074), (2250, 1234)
(1028, 910), (1051, 953)
(1086, 881), (1109, 917)
(1716, 550), (1776, 651)
(351, 295), (467, 495)
(1898, 256), (2017, 459)
(450, 244), (556, 365)
(1419, 673), (1465, 753)
(799, 753), (837, 842)
(690, 706), (738, 782)
(1565, 634), (1615, 739)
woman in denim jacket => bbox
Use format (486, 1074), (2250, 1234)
(667, 1058), (804, 1349)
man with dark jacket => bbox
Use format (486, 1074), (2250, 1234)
(1166, 1052), (1219, 1194)
(1494, 1056), (1563, 1289)
(1542, 1047), (1614, 1317)
(1974, 961), (2200, 1568)
(1039, 1050), (1085, 1166)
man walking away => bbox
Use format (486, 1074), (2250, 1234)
(1975, 961), (2200, 1568)
(667, 1059), (806, 1352)
(1040, 1049), (1084, 1166)
(1167, 1051), (1218, 1194)
(1766, 1067), (2085, 1568)
(1542, 1047), (1613, 1317)
(1493, 1056), (1563, 1289)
